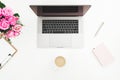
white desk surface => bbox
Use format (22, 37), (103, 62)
(0, 0), (120, 80)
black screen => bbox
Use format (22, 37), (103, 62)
(42, 6), (78, 13)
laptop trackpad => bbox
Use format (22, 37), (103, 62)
(49, 35), (72, 48)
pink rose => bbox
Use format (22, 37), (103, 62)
(2, 7), (13, 17)
(5, 30), (20, 38)
(0, 8), (2, 18)
(8, 16), (18, 25)
(14, 32), (20, 36)
(0, 8), (2, 14)
(12, 24), (22, 32)
(0, 19), (10, 30)
(5, 30), (14, 38)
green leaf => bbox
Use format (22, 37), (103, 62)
(0, 1), (6, 8)
(14, 13), (20, 17)
(21, 24), (24, 26)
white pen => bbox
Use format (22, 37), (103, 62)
(94, 22), (104, 37)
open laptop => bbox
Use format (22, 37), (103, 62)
(30, 5), (91, 48)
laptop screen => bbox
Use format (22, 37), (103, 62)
(42, 6), (78, 13)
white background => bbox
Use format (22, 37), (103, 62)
(0, 0), (120, 80)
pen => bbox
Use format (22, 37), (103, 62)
(94, 22), (104, 37)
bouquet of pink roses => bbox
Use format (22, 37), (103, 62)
(0, 1), (23, 42)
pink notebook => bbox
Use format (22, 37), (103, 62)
(92, 43), (114, 66)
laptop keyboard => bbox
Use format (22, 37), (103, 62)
(42, 20), (78, 33)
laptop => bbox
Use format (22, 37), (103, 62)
(30, 5), (91, 48)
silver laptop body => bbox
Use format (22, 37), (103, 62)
(37, 17), (84, 48)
